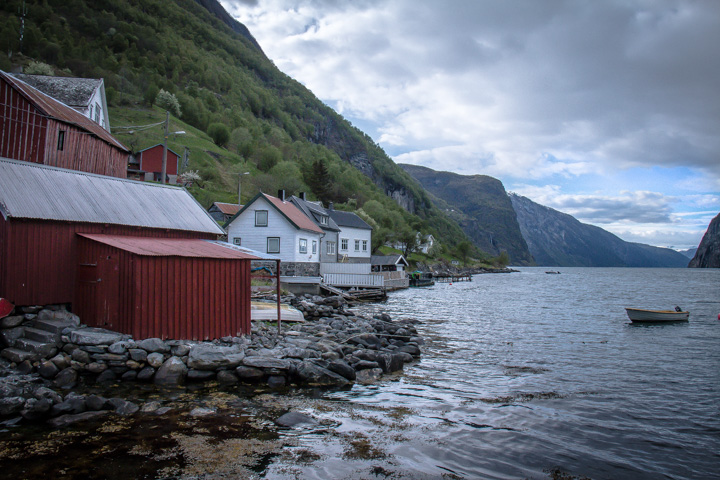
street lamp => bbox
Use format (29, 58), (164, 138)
(238, 171), (250, 204)
(161, 111), (186, 184)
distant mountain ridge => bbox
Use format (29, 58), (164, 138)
(509, 193), (690, 267)
(689, 212), (720, 268)
(400, 164), (534, 265)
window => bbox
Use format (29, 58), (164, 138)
(57, 131), (65, 151)
(233, 237), (241, 246)
(255, 210), (268, 227)
(267, 237), (280, 253)
(312, 240), (317, 254)
(326, 241), (336, 255)
(341, 238), (348, 251)
(320, 215), (328, 225)
(299, 238), (307, 254)
(354, 239), (360, 251)
(95, 103), (101, 123)
(362, 240), (368, 252)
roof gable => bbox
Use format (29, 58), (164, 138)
(12, 74), (101, 108)
(212, 202), (241, 216)
(288, 196), (341, 232)
(0, 158), (224, 235)
(225, 192), (323, 234)
(0, 71), (127, 152)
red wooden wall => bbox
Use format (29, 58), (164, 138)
(0, 217), (213, 307)
(139, 145), (179, 176)
(0, 78), (47, 163)
(75, 237), (251, 340)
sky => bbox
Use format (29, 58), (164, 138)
(221, 0), (720, 250)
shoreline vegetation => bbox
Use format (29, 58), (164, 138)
(0, 293), (423, 428)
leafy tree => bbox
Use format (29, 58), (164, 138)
(24, 60), (54, 75)
(455, 240), (473, 265)
(207, 122), (230, 147)
(494, 251), (510, 268)
(395, 227), (419, 259)
(156, 89), (181, 117)
(144, 83), (159, 107)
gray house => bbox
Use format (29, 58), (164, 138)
(288, 192), (340, 264)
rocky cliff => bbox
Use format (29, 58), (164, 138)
(400, 165), (534, 265)
(688, 213), (720, 268)
(509, 193), (690, 267)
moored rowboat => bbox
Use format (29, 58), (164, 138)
(625, 307), (689, 322)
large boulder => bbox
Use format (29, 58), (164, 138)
(154, 356), (187, 386)
(294, 361), (349, 387)
(70, 328), (125, 346)
(187, 344), (245, 370)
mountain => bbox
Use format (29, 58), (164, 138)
(509, 193), (690, 267)
(0, 0), (471, 252)
(400, 164), (534, 265)
(677, 248), (697, 259)
(688, 213), (720, 268)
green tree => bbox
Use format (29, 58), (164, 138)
(455, 240), (473, 265)
(156, 89), (181, 117)
(207, 122), (230, 147)
(144, 83), (159, 107)
(307, 158), (332, 203)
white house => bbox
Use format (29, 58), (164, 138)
(289, 193), (340, 264)
(11, 74), (111, 131)
(224, 192), (323, 276)
(328, 206), (373, 263)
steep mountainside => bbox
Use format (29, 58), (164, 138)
(400, 165), (534, 265)
(509, 193), (690, 267)
(0, 0), (470, 251)
(678, 248), (697, 259)
(688, 213), (720, 268)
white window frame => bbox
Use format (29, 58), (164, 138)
(354, 239), (360, 252)
(299, 238), (307, 254)
(362, 240), (368, 252)
(326, 241), (336, 255)
(267, 237), (280, 253)
(312, 240), (317, 254)
(233, 237), (241, 246)
(255, 210), (268, 227)
(341, 238), (348, 251)
(320, 215), (328, 225)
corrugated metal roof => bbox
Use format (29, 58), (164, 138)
(213, 202), (241, 216)
(0, 71), (128, 152)
(328, 209), (373, 230)
(0, 158), (224, 234)
(212, 241), (280, 260)
(79, 234), (260, 259)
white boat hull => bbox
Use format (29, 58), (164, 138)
(625, 308), (689, 322)
(251, 301), (305, 322)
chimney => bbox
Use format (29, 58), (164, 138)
(329, 202), (334, 210)
(277, 189), (285, 201)
(300, 192), (306, 201)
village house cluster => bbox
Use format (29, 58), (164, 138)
(0, 70), (412, 345)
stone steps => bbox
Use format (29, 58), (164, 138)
(14, 337), (58, 359)
(24, 326), (60, 344)
(1, 347), (39, 363)
(33, 317), (76, 334)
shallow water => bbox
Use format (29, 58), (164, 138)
(1, 267), (718, 479)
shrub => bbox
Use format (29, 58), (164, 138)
(207, 122), (230, 147)
(24, 60), (54, 76)
(155, 89), (181, 117)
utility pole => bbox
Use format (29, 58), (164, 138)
(238, 171), (249, 204)
(161, 111), (169, 184)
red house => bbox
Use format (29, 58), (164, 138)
(0, 70), (129, 178)
(0, 158), (257, 339)
(128, 144), (181, 184)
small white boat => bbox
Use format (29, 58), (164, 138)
(251, 300), (305, 322)
(625, 307), (689, 323)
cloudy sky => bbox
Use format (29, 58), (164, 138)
(221, 0), (720, 249)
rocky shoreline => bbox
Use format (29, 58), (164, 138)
(0, 294), (422, 428)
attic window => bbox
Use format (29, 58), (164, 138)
(320, 215), (328, 225)
(255, 210), (268, 227)
(57, 131), (65, 151)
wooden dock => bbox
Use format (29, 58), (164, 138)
(434, 273), (472, 283)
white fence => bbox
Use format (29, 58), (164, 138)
(323, 273), (384, 288)
(320, 263), (372, 275)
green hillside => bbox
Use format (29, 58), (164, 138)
(0, 0), (474, 255)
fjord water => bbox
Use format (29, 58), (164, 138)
(276, 267), (720, 479)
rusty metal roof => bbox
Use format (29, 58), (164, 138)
(213, 202), (241, 216)
(79, 234), (259, 259)
(0, 158), (224, 235)
(0, 71), (128, 152)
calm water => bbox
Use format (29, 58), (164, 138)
(268, 267), (720, 479)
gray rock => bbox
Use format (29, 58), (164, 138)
(95, 369), (117, 384)
(355, 367), (383, 384)
(216, 370), (238, 385)
(0, 315), (24, 328)
(109, 398), (139, 415)
(396, 344), (421, 357)
(172, 344), (190, 357)
(294, 361), (349, 387)
(147, 352), (165, 368)
(275, 411), (318, 427)
(0, 396), (26, 416)
(140, 401), (162, 413)
(187, 344), (245, 370)
(154, 356), (187, 386)
(189, 407), (215, 417)
(38, 360), (59, 379)
(86, 362), (108, 374)
(353, 360), (380, 370)
(21, 398), (53, 420)
(108, 342), (129, 355)
(70, 348), (91, 364)
(242, 356), (291, 370)
(34, 387), (62, 405)
(121, 370), (137, 381)
(328, 360), (356, 381)
(49, 353), (71, 370)
(136, 338), (170, 353)
(70, 328), (125, 346)
(16, 360), (34, 374)
(267, 375), (286, 388)
(54, 368), (78, 389)
(128, 348), (148, 362)
(136, 366), (155, 382)
(91, 353), (128, 363)
(235, 366), (265, 382)
(0, 327), (25, 347)
(48, 411), (108, 427)
(86, 395), (110, 411)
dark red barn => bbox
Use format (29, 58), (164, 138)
(0, 158), (256, 339)
(0, 71), (129, 178)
